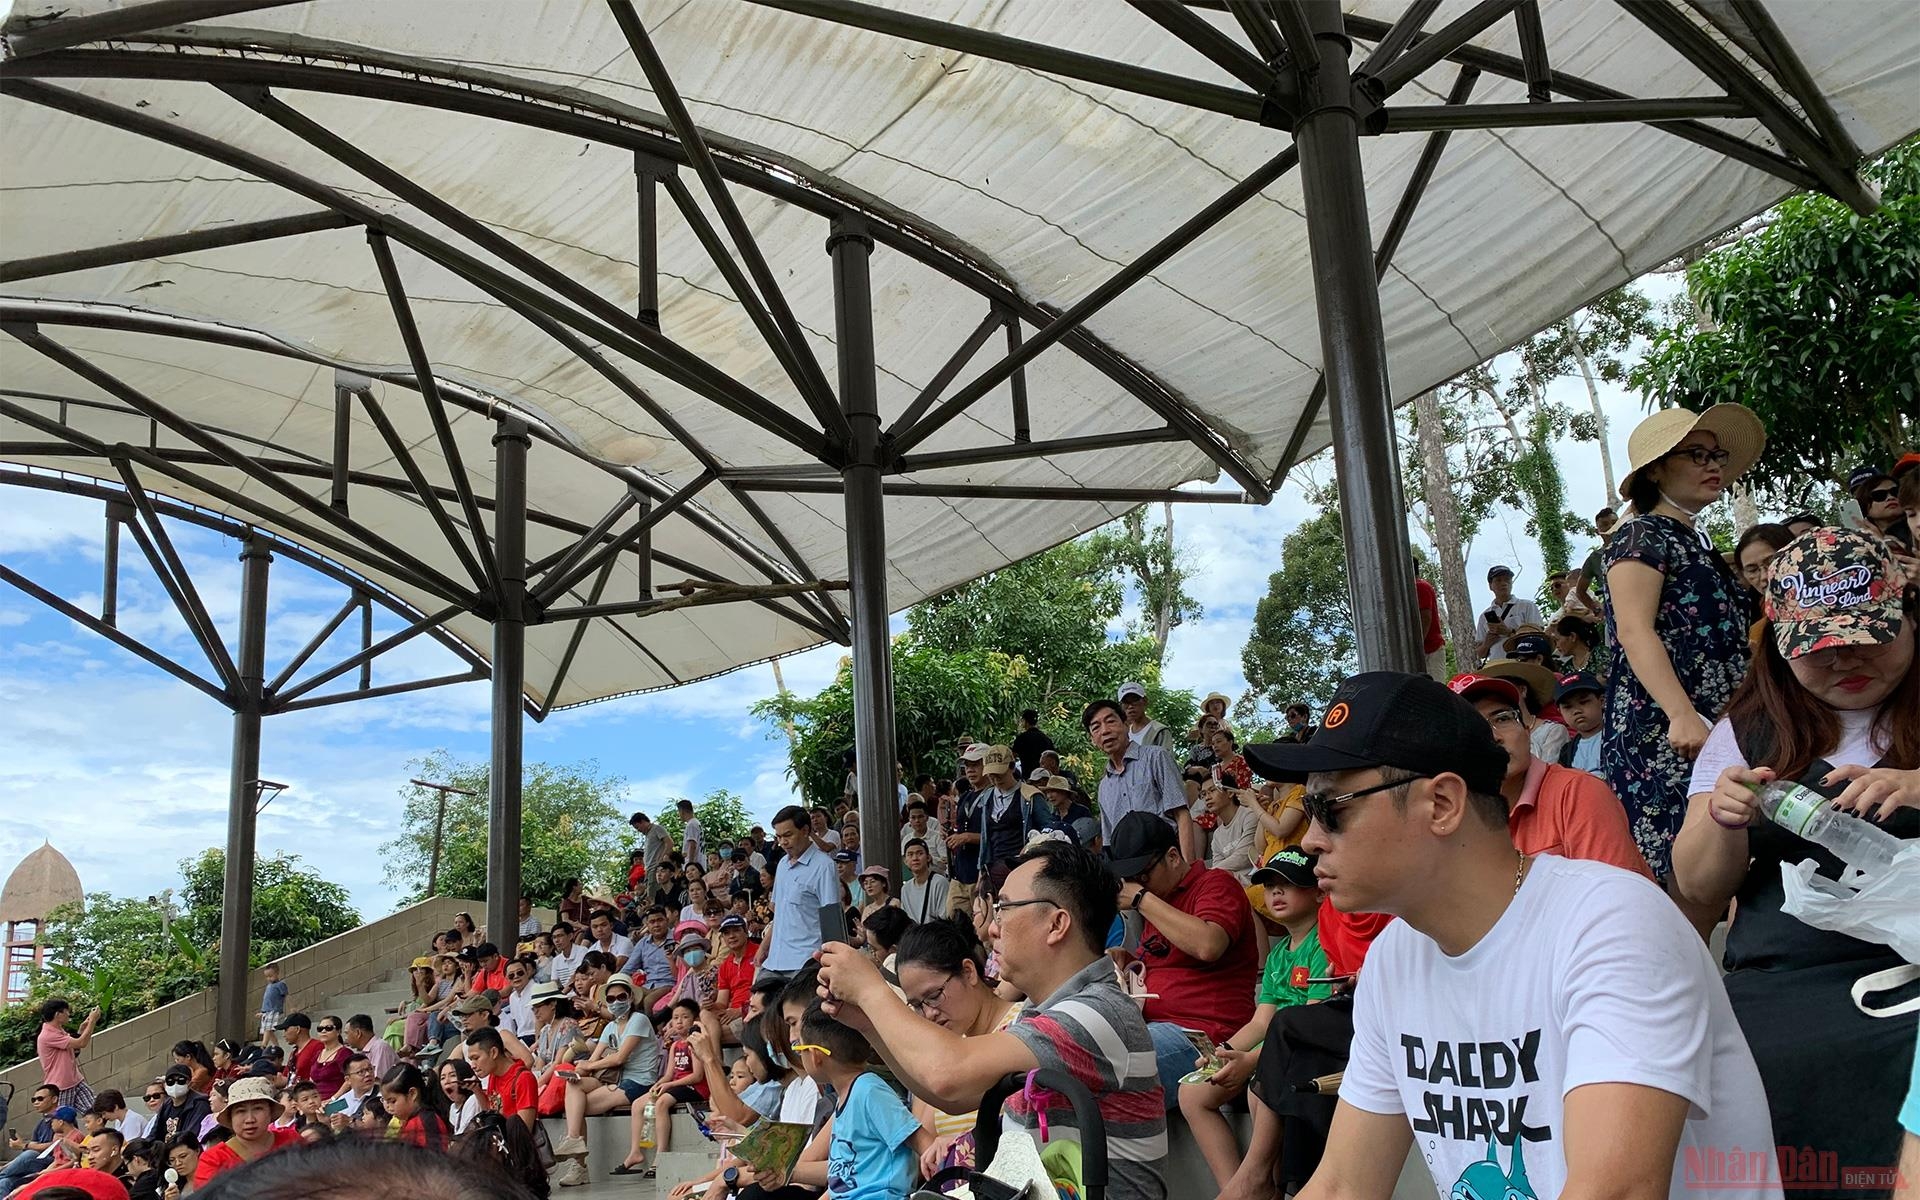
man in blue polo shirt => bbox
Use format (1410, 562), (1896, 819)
(757, 804), (839, 984)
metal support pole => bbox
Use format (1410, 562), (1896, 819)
(1292, 1), (1425, 674)
(359, 594), (374, 690)
(633, 491), (654, 599)
(828, 217), (900, 884)
(217, 534), (270, 1042)
(636, 157), (664, 330)
(486, 418), (529, 948)
(102, 501), (126, 627)
(329, 376), (357, 513)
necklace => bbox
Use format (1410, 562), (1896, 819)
(1514, 852), (1532, 896)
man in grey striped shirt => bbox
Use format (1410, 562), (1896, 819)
(817, 841), (1168, 1200)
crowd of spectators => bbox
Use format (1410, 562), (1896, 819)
(4, 405), (1915, 1200)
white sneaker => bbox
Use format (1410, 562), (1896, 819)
(554, 1158), (590, 1188)
(551, 1133), (588, 1158)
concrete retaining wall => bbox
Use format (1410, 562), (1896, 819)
(1, 894), (470, 1102)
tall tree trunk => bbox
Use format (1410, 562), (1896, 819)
(1677, 249), (1761, 530)
(1152, 502), (1174, 666)
(1566, 334), (1619, 500)
(768, 655), (798, 754)
(1414, 390), (1479, 669)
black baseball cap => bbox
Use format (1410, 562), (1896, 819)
(1487, 564), (1514, 580)
(1249, 848), (1318, 887)
(276, 1012), (311, 1031)
(1507, 632), (1552, 659)
(1242, 671), (1509, 797)
(1554, 671), (1603, 702)
(718, 915), (748, 932)
(1101, 810), (1179, 878)
(1848, 463), (1891, 492)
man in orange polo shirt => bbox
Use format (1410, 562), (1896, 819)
(1447, 673), (1652, 879)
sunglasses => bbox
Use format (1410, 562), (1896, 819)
(1303, 774), (1429, 834)
(316, 1024), (338, 1033)
(145, 1094), (165, 1104)
(1866, 486), (1897, 502)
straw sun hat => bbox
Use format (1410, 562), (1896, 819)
(1619, 403), (1765, 501)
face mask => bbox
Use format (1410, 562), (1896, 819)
(607, 1000), (632, 1019)
(683, 949), (708, 968)
(165, 1083), (189, 1101)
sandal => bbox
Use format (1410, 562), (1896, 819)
(609, 1162), (647, 1176)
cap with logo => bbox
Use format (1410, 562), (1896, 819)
(1765, 527), (1909, 660)
(833, 849), (858, 863)
(1447, 672), (1524, 708)
(1848, 463), (1893, 492)
(1243, 671), (1508, 797)
(959, 742), (988, 763)
(1504, 631), (1552, 660)
(718, 914), (748, 932)
(1101, 810), (1179, 878)
(981, 745), (1016, 778)
(1554, 671), (1603, 703)
(1249, 847), (1318, 887)
(1116, 681), (1147, 702)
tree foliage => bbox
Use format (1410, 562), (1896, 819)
(380, 751), (627, 905)
(654, 790), (753, 856)
(757, 539), (1195, 806)
(1241, 500), (1356, 712)
(178, 850), (359, 966)
(1632, 138), (1919, 505)
(1084, 504), (1203, 666)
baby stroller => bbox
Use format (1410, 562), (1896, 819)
(918, 1068), (1109, 1200)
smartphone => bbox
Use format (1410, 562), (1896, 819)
(323, 1095), (351, 1116)
(819, 902), (850, 946)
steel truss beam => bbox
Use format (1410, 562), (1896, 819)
(0, 561), (228, 703)
(542, 578), (848, 623)
(1127, 1), (1278, 94)
(1376, 96), (1749, 132)
(0, 1), (300, 57)
(1362, 0), (1522, 98)
(0, 212), (355, 284)
(607, 0), (851, 444)
(110, 456), (241, 689)
(0, 52), (1266, 501)
(730, 478), (1258, 505)
(897, 427), (1188, 473)
(529, 470), (717, 609)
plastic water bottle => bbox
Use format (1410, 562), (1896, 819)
(1752, 780), (1905, 880)
(638, 1103), (655, 1150)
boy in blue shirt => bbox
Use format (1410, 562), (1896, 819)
(798, 999), (931, 1200)
(1553, 672), (1606, 779)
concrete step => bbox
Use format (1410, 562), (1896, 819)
(654, 1148), (718, 1192)
(318, 988), (412, 1017)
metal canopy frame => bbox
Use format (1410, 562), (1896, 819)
(0, 0), (1884, 1038)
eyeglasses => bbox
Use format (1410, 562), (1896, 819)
(1660, 445), (1732, 468)
(905, 974), (957, 1015)
(1867, 486), (1897, 502)
(316, 1025), (338, 1033)
(990, 897), (1059, 921)
(1303, 775), (1428, 834)
(1486, 709), (1525, 730)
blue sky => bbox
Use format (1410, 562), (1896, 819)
(0, 289), (1683, 919)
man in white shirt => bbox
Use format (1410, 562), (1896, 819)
(1218, 671), (1777, 1200)
(586, 908), (633, 962)
(1474, 565), (1546, 663)
(899, 798), (947, 871)
(1116, 680), (1174, 750)
(500, 960), (538, 1038)
(897, 838), (951, 924)
(547, 921), (587, 989)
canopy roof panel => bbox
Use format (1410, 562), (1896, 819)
(3, 0), (1915, 708)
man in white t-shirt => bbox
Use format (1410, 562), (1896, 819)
(1218, 670), (1778, 1200)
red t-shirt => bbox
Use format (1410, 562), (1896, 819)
(192, 1127), (302, 1185)
(664, 1038), (710, 1098)
(481, 1060), (537, 1121)
(1317, 905), (1392, 979)
(1416, 579), (1445, 654)
(1140, 862), (1260, 1042)
(714, 945), (758, 1015)
(401, 1111), (454, 1150)
(290, 1036), (324, 1084)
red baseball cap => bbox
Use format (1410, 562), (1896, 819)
(17, 1169), (130, 1200)
(1447, 673), (1523, 707)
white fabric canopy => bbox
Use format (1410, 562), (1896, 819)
(3, 0), (1916, 708)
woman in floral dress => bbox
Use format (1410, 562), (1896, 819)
(1602, 404), (1764, 883)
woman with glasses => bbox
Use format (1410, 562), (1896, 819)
(1673, 527), (1918, 1200)
(304, 1017), (353, 1101)
(1602, 404), (1764, 884)
(893, 919), (1016, 1190)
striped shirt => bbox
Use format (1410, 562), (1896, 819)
(1007, 957), (1167, 1200)
(1096, 742), (1187, 845)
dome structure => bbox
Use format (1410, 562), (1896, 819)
(0, 842), (84, 924)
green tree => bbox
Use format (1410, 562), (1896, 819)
(1242, 501), (1355, 712)
(759, 538), (1194, 806)
(1085, 504), (1203, 666)
(380, 752), (627, 905)
(177, 850), (359, 966)
(1632, 137), (1918, 505)
(655, 790), (753, 857)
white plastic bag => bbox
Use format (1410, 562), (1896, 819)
(1780, 844), (1920, 1016)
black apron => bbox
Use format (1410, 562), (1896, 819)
(1724, 724), (1917, 1199)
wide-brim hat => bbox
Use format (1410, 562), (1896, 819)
(1201, 692), (1231, 712)
(1619, 403), (1765, 500)
(227, 1077), (279, 1109)
(1478, 658), (1559, 710)
(1039, 775), (1076, 795)
(528, 981), (564, 1005)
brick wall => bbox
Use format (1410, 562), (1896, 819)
(0, 895), (471, 1102)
